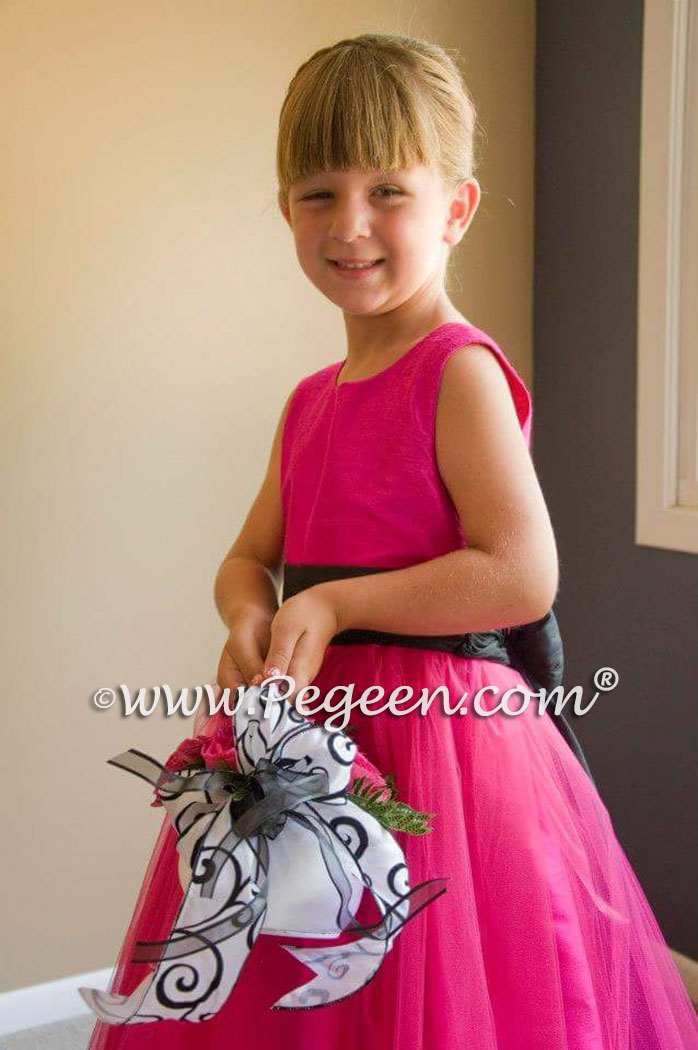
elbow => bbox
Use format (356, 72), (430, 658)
(212, 560), (227, 617)
(518, 561), (559, 624)
(213, 551), (241, 611)
(502, 540), (558, 625)
(521, 589), (557, 626)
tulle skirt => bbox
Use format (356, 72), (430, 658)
(87, 645), (698, 1049)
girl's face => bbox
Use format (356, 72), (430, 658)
(280, 164), (479, 316)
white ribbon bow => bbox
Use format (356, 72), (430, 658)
(79, 682), (446, 1023)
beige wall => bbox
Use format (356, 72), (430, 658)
(0, 1), (534, 991)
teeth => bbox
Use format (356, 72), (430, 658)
(335, 260), (378, 270)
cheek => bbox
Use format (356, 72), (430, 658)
(392, 228), (441, 272)
(385, 211), (443, 263)
(290, 218), (320, 256)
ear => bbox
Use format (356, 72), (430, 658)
(278, 191), (292, 229)
(444, 178), (481, 246)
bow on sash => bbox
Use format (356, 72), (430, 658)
(79, 682), (447, 1023)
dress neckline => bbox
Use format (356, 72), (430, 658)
(333, 320), (475, 390)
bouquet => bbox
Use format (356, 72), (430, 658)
(79, 681), (447, 1024)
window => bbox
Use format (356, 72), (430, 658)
(636, 0), (698, 553)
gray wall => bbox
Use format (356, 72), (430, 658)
(535, 1), (697, 956)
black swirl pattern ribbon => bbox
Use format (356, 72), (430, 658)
(79, 683), (448, 1023)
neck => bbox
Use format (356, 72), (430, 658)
(341, 293), (467, 369)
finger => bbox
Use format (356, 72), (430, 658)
(248, 618), (274, 686)
(224, 628), (267, 687)
(263, 621), (304, 680)
(285, 631), (322, 711)
(217, 646), (245, 691)
(204, 650), (247, 736)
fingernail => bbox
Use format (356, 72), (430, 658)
(264, 666), (282, 678)
(250, 674), (263, 685)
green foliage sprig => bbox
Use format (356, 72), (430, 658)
(347, 773), (435, 836)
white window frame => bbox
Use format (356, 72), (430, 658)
(636, 0), (698, 553)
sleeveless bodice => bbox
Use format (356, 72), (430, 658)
(281, 321), (532, 569)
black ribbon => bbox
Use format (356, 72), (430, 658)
(108, 746), (447, 970)
(282, 562), (595, 785)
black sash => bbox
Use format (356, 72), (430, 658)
(282, 562), (595, 785)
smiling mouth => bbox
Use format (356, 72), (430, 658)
(328, 258), (385, 271)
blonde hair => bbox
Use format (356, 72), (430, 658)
(276, 33), (480, 210)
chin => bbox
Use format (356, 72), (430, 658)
(333, 295), (390, 316)
(317, 283), (387, 312)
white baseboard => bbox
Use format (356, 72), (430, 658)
(0, 967), (112, 1037)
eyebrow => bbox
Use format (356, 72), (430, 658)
(296, 170), (409, 188)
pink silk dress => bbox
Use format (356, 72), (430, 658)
(87, 321), (698, 1049)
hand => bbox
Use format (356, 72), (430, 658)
(195, 605), (274, 738)
(253, 586), (341, 708)
(216, 605), (275, 696)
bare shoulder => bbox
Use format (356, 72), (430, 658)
(438, 343), (518, 414)
(436, 342), (524, 459)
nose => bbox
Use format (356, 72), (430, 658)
(327, 199), (372, 243)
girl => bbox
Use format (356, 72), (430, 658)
(88, 32), (698, 1050)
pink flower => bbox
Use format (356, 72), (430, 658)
(348, 748), (391, 802)
(200, 722), (239, 772)
(166, 735), (207, 770)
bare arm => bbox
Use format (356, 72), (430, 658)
(317, 345), (559, 635)
(212, 390), (294, 689)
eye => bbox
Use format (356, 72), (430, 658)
(299, 186), (404, 202)
(373, 186), (403, 198)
